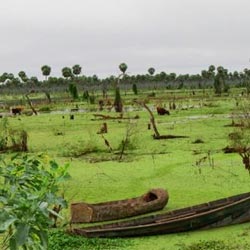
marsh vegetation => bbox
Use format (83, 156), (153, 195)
(1, 64), (250, 249)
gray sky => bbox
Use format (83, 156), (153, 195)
(1, 0), (250, 79)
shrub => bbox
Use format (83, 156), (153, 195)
(132, 83), (138, 95)
(82, 90), (89, 101)
(69, 83), (79, 100)
(62, 139), (102, 157)
(229, 100), (250, 172)
(0, 118), (28, 152)
(9, 129), (28, 152)
(89, 95), (95, 104)
(0, 154), (70, 250)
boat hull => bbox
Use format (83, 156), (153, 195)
(71, 188), (169, 223)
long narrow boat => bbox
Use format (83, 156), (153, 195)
(72, 192), (250, 238)
(70, 188), (168, 223)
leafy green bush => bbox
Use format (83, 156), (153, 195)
(9, 129), (28, 152)
(89, 95), (95, 104)
(0, 118), (28, 152)
(132, 83), (138, 95)
(82, 90), (89, 101)
(0, 154), (70, 250)
(69, 83), (79, 100)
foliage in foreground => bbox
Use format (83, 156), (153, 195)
(178, 240), (250, 250)
(0, 154), (70, 250)
(48, 230), (131, 250)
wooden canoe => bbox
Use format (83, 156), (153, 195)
(70, 188), (169, 223)
(72, 192), (250, 238)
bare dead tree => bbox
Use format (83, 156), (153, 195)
(229, 100), (250, 173)
(134, 100), (160, 138)
(100, 134), (112, 152)
(118, 121), (138, 161)
(44, 91), (52, 103)
(97, 123), (108, 134)
(237, 147), (250, 172)
(25, 94), (38, 115)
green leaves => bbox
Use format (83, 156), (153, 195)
(119, 63), (128, 74)
(15, 224), (30, 246)
(148, 67), (155, 76)
(62, 67), (72, 79)
(0, 210), (16, 232)
(41, 65), (51, 80)
(72, 64), (82, 76)
(0, 154), (70, 250)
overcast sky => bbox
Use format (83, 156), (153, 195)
(1, 0), (250, 79)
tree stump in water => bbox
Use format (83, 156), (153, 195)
(97, 122), (108, 134)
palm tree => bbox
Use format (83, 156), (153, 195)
(148, 67), (156, 89)
(72, 64), (82, 77)
(41, 65), (51, 81)
(18, 71), (28, 83)
(119, 63), (127, 74)
(0, 73), (9, 83)
(148, 67), (155, 76)
(214, 66), (226, 95)
(208, 65), (215, 73)
(114, 63), (128, 112)
(62, 67), (72, 79)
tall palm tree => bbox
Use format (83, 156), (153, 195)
(72, 64), (82, 77)
(119, 63), (127, 74)
(148, 67), (155, 76)
(41, 65), (51, 80)
(62, 67), (72, 79)
(0, 73), (9, 83)
(18, 71), (28, 82)
(208, 65), (215, 73)
(148, 67), (156, 89)
(214, 66), (226, 95)
(114, 63), (128, 112)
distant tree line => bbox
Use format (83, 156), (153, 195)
(0, 64), (250, 95)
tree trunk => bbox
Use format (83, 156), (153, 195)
(135, 101), (160, 138)
(114, 87), (123, 113)
(44, 91), (52, 103)
(25, 94), (38, 115)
